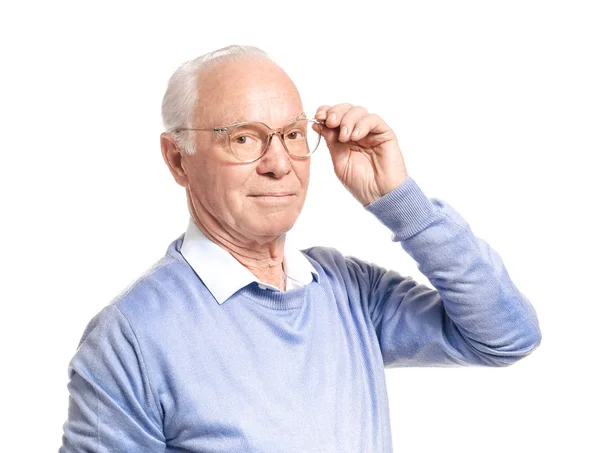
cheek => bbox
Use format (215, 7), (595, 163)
(296, 161), (311, 187)
(207, 167), (252, 209)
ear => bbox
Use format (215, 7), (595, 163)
(161, 133), (189, 188)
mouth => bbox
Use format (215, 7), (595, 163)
(249, 193), (296, 203)
(249, 193), (295, 197)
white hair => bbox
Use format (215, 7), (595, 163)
(161, 45), (272, 155)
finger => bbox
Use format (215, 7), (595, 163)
(350, 113), (393, 142)
(312, 120), (338, 146)
(314, 105), (331, 121)
(323, 103), (354, 129)
(337, 106), (369, 142)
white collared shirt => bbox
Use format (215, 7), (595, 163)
(180, 218), (320, 304)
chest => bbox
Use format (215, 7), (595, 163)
(155, 291), (387, 452)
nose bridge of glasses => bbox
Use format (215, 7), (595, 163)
(265, 130), (287, 151)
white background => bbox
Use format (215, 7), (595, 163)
(1, 1), (599, 451)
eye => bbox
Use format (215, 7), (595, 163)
(286, 131), (305, 140)
(234, 135), (253, 145)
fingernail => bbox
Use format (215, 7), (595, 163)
(341, 126), (348, 138)
(352, 128), (360, 139)
(329, 113), (337, 123)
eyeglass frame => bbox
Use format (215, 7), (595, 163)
(173, 113), (325, 163)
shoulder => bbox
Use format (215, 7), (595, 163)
(106, 250), (198, 331)
(300, 245), (375, 287)
(301, 245), (345, 270)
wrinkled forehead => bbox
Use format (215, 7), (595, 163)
(221, 113), (309, 130)
(194, 59), (304, 128)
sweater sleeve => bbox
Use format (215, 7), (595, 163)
(58, 304), (166, 452)
(348, 175), (542, 367)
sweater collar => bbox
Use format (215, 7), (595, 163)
(180, 218), (319, 304)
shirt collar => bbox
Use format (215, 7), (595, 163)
(180, 217), (319, 304)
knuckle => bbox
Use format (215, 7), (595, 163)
(352, 107), (369, 122)
(315, 106), (329, 117)
(340, 117), (353, 128)
(332, 103), (352, 112)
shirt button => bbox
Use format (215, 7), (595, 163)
(258, 284), (266, 290)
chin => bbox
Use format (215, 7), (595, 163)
(246, 214), (297, 238)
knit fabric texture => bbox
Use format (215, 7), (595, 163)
(58, 176), (542, 453)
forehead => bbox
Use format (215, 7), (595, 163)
(194, 58), (303, 127)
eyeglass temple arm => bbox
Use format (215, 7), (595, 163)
(175, 118), (324, 133)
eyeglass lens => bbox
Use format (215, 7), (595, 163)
(229, 119), (322, 161)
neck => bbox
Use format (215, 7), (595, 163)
(189, 208), (287, 290)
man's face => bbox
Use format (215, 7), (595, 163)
(182, 58), (310, 245)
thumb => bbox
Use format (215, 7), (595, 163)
(313, 122), (347, 174)
(313, 122), (339, 148)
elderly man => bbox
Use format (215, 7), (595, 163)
(58, 45), (542, 452)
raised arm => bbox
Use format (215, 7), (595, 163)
(313, 103), (541, 368)
(350, 176), (542, 367)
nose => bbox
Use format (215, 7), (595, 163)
(256, 132), (292, 178)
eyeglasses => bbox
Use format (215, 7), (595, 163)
(175, 113), (324, 163)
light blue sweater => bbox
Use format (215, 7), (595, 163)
(58, 176), (542, 453)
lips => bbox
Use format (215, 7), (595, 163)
(250, 193), (294, 197)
